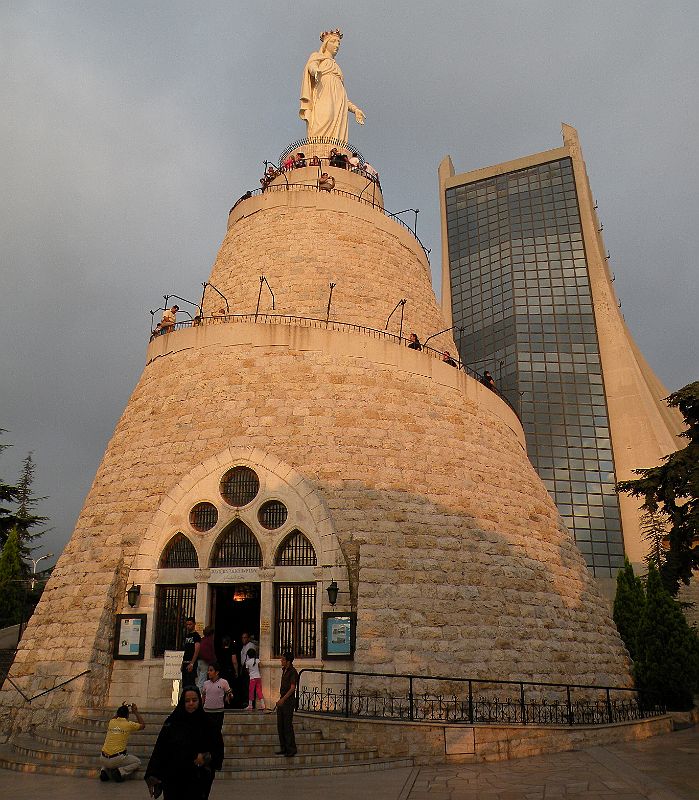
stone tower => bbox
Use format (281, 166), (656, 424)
(0, 145), (633, 730)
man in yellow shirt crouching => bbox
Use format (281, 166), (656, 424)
(99, 702), (145, 782)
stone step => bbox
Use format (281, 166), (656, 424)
(32, 730), (345, 755)
(12, 735), (371, 767)
(71, 710), (290, 731)
(0, 743), (413, 780)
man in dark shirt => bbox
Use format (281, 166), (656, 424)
(273, 651), (299, 757)
(181, 616), (201, 688)
(442, 350), (458, 367)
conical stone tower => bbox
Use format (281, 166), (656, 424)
(0, 150), (632, 731)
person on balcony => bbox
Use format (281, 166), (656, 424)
(159, 305), (179, 335)
(319, 172), (335, 192)
(442, 350), (458, 367)
(407, 333), (423, 351)
(480, 370), (497, 391)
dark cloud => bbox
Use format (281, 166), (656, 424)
(2, 1), (697, 561)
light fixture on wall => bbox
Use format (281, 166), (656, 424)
(126, 583), (141, 608)
(326, 580), (339, 606)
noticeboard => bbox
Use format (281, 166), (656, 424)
(322, 612), (356, 659)
(113, 614), (147, 660)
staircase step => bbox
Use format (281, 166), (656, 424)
(32, 731), (345, 755)
(0, 743), (412, 780)
(11, 735), (371, 767)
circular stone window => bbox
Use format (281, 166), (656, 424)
(189, 502), (218, 532)
(220, 466), (260, 507)
(257, 500), (288, 530)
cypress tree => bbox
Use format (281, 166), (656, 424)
(634, 563), (699, 710)
(612, 558), (645, 662)
(0, 527), (26, 627)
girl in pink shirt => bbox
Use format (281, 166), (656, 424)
(201, 663), (232, 731)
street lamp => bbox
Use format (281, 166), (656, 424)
(30, 552), (53, 590)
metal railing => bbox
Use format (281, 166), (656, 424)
(3, 669), (91, 704)
(149, 311), (519, 418)
(233, 182), (430, 258)
(279, 136), (365, 164)
(296, 668), (665, 727)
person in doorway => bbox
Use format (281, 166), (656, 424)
(99, 702), (145, 782)
(274, 651), (298, 757)
(216, 635), (238, 706)
(181, 617), (201, 689)
(235, 632), (256, 708)
(197, 626), (216, 690)
(201, 663), (232, 731)
(145, 687), (224, 800)
(244, 647), (265, 711)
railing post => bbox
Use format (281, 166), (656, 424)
(606, 688), (613, 723)
(468, 680), (473, 724)
(566, 685), (573, 725)
(344, 671), (350, 718)
(409, 676), (414, 721)
(520, 682), (526, 724)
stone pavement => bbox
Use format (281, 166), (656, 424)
(0, 726), (695, 799)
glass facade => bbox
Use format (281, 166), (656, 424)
(445, 157), (624, 577)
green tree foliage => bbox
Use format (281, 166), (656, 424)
(0, 527), (26, 628)
(0, 431), (20, 549)
(14, 452), (49, 565)
(634, 563), (699, 711)
(640, 508), (668, 569)
(617, 381), (699, 594)
(612, 558), (645, 662)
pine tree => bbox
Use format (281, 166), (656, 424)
(640, 509), (668, 569)
(0, 527), (26, 628)
(634, 563), (699, 711)
(612, 558), (645, 662)
(617, 381), (699, 595)
(0, 430), (20, 549)
(14, 452), (49, 566)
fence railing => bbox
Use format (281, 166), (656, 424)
(150, 311), (519, 418)
(232, 181), (429, 258)
(296, 668), (665, 727)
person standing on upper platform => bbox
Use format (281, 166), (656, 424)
(300, 29), (365, 142)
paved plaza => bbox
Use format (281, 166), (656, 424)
(0, 725), (695, 799)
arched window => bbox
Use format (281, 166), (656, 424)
(275, 530), (317, 566)
(210, 520), (262, 567)
(160, 533), (199, 568)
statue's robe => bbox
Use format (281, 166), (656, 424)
(299, 52), (351, 142)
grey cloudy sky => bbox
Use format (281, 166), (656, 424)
(1, 1), (697, 563)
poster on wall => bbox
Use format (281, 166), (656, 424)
(322, 612), (356, 659)
(113, 614), (147, 660)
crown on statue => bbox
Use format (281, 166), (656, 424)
(320, 28), (343, 42)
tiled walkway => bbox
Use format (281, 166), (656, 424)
(0, 726), (695, 799)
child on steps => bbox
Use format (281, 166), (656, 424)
(244, 648), (265, 711)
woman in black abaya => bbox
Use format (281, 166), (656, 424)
(145, 686), (224, 800)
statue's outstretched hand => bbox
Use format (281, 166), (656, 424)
(354, 108), (366, 125)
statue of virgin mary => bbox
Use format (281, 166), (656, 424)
(299, 29), (365, 142)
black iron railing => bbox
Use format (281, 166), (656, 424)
(296, 668), (665, 727)
(279, 136), (366, 164)
(149, 311), (519, 419)
(232, 182), (429, 257)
